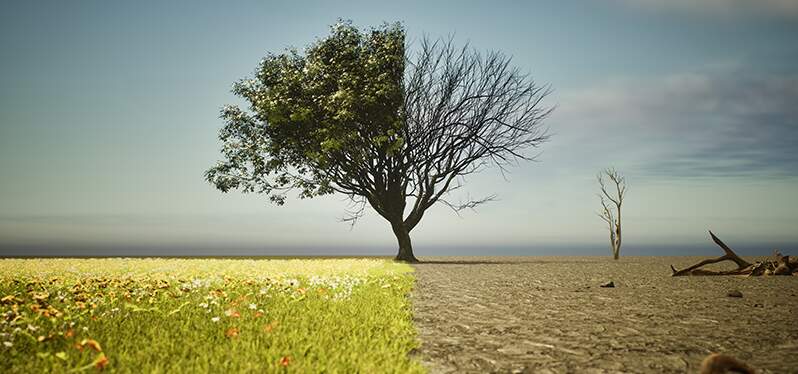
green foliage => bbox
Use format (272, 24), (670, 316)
(206, 21), (406, 204)
(0, 259), (423, 373)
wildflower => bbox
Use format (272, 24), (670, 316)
(211, 317), (220, 322)
(94, 353), (109, 369)
(224, 309), (240, 318)
(3, 341), (12, 347)
(79, 339), (102, 352)
(199, 303), (209, 309)
(248, 303), (257, 310)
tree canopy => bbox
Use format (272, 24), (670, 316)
(207, 21), (552, 262)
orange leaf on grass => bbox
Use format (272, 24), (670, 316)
(225, 327), (239, 338)
(65, 329), (75, 338)
(254, 311), (264, 318)
(279, 356), (291, 366)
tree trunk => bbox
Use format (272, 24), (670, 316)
(391, 221), (418, 263)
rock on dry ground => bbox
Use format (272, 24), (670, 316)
(411, 256), (798, 373)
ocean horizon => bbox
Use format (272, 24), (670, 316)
(1, 242), (793, 258)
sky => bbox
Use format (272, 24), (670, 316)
(1, 0), (797, 256)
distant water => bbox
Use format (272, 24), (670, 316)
(0, 242), (792, 258)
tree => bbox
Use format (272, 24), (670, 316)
(597, 168), (626, 260)
(206, 21), (552, 262)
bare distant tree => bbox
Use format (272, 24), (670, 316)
(597, 168), (627, 260)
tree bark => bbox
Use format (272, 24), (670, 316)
(391, 221), (418, 263)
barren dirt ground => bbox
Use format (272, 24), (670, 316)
(411, 256), (798, 373)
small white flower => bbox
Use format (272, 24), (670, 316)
(211, 317), (220, 322)
(27, 324), (38, 332)
(248, 303), (257, 310)
(199, 303), (209, 309)
(82, 327), (89, 332)
(3, 341), (11, 348)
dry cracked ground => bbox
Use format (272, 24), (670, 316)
(410, 256), (798, 373)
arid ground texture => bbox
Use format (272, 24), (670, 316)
(411, 256), (798, 373)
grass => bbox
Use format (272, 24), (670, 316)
(0, 258), (424, 373)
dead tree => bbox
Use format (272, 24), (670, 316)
(597, 168), (627, 260)
(671, 231), (798, 276)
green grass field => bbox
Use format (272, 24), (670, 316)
(0, 258), (423, 373)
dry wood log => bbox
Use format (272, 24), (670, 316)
(671, 231), (797, 276)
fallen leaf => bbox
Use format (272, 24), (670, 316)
(279, 356), (291, 366)
(225, 327), (239, 338)
(65, 329), (75, 338)
(254, 311), (264, 318)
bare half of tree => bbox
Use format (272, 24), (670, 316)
(597, 168), (626, 260)
(671, 231), (797, 276)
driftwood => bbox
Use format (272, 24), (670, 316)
(671, 231), (798, 276)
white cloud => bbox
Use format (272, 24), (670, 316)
(550, 66), (798, 178)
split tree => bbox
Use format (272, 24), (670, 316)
(206, 21), (552, 262)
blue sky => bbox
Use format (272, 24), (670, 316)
(1, 1), (797, 256)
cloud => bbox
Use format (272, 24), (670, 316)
(619, 0), (798, 19)
(552, 67), (798, 179)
